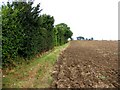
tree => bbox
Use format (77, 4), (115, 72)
(77, 36), (84, 40)
(2, 1), (44, 66)
(39, 14), (55, 50)
(91, 37), (94, 40)
(54, 23), (73, 45)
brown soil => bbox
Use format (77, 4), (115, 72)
(51, 40), (119, 88)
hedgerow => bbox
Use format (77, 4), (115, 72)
(2, 1), (73, 67)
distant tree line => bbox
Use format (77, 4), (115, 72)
(2, 2), (73, 67)
(77, 36), (94, 40)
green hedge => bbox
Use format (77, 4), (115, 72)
(54, 23), (73, 46)
(2, 2), (73, 67)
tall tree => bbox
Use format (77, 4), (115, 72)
(54, 23), (73, 45)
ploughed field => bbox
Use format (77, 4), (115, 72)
(51, 40), (119, 88)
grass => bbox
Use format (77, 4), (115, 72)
(3, 42), (69, 88)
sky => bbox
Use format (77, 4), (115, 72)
(33, 0), (119, 40)
(1, 0), (119, 40)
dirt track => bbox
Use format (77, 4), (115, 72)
(51, 40), (119, 88)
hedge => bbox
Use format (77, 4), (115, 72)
(2, 1), (73, 67)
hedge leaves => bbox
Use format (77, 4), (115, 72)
(2, 1), (73, 67)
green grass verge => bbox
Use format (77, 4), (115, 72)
(3, 42), (69, 88)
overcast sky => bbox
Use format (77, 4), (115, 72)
(34, 0), (119, 40)
(1, 0), (119, 40)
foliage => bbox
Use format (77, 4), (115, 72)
(77, 36), (85, 40)
(54, 23), (73, 46)
(2, 1), (73, 67)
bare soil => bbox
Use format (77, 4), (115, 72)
(51, 40), (119, 88)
